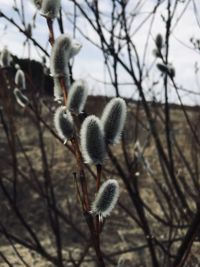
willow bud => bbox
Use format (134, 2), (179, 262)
(0, 47), (12, 68)
(14, 88), (29, 108)
(54, 106), (74, 143)
(32, 0), (42, 9)
(155, 34), (163, 50)
(80, 115), (106, 165)
(15, 69), (26, 90)
(67, 80), (88, 114)
(101, 98), (127, 144)
(50, 34), (82, 78)
(91, 179), (119, 219)
(152, 49), (162, 58)
(41, 0), (61, 19)
(157, 63), (175, 78)
(26, 23), (32, 37)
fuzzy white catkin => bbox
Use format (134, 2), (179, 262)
(41, 0), (61, 19)
(32, 0), (42, 9)
(15, 69), (26, 90)
(54, 106), (74, 142)
(67, 80), (88, 114)
(50, 34), (82, 78)
(14, 88), (29, 108)
(26, 23), (32, 37)
(91, 179), (119, 218)
(101, 98), (127, 144)
(15, 64), (20, 70)
(157, 63), (175, 78)
(155, 33), (163, 50)
(0, 47), (12, 67)
(80, 115), (106, 165)
(50, 34), (82, 100)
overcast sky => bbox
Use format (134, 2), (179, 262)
(1, 0), (200, 105)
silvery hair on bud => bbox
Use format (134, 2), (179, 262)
(101, 97), (127, 144)
(157, 63), (175, 78)
(80, 115), (106, 165)
(0, 47), (12, 67)
(67, 80), (88, 114)
(40, 0), (61, 19)
(15, 69), (26, 90)
(91, 179), (119, 219)
(54, 106), (74, 142)
(155, 33), (163, 50)
(26, 23), (32, 37)
(14, 88), (29, 108)
(50, 34), (82, 78)
(51, 35), (82, 101)
(32, 0), (42, 10)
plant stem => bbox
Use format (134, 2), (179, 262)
(46, 18), (55, 46)
(59, 77), (68, 105)
(173, 209), (200, 267)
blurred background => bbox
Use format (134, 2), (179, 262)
(1, 1), (200, 267)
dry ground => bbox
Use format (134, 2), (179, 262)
(0, 96), (200, 266)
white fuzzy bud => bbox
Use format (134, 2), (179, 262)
(15, 64), (20, 70)
(14, 88), (29, 108)
(26, 23), (32, 37)
(101, 98), (127, 144)
(41, 0), (61, 19)
(0, 47), (12, 68)
(67, 80), (88, 114)
(32, 0), (42, 9)
(157, 63), (175, 78)
(91, 179), (119, 219)
(15, 69), (26, 90)
(50, 34), (82, 78)
(54, 106), (74, 142)
(155, 33), (163, 50)
(80, 115), (106, 165)
(152, 49), (162, 58)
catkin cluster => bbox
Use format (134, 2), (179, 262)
(0, 0), (128, 223)
(54, 80), (88, 142)
(0, 47), (12, 67)
(79, 98), (126, 218)
(32, 0), (128, 220)
(80, 97), (127, 165)
(50, 35), (82, 101)
(54, 90), (127, 218)
(0, 45), (29, 107)
(153, 33), (175, 78)
(13, 63), (28, 107)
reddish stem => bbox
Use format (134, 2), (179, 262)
(71, 137), (89, 211)
(59, 77), (68, 105)
(46, 18), (55, 46)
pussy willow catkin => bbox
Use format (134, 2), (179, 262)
(80, 115), (106, 165)
(91, 179), (119, 219)
(50, 34), (82, 77)
(101, 98), (127, 144)
(32, 0), (42, 9)
(67, 80), (88, 114)
(40, 0), (61, 19)
(50, 34), (82, 100)
(14, 88), (29, 108)
(15, 69), (26, 90)
(0, 47), (12, 68)
(54, 106), (74, 143)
